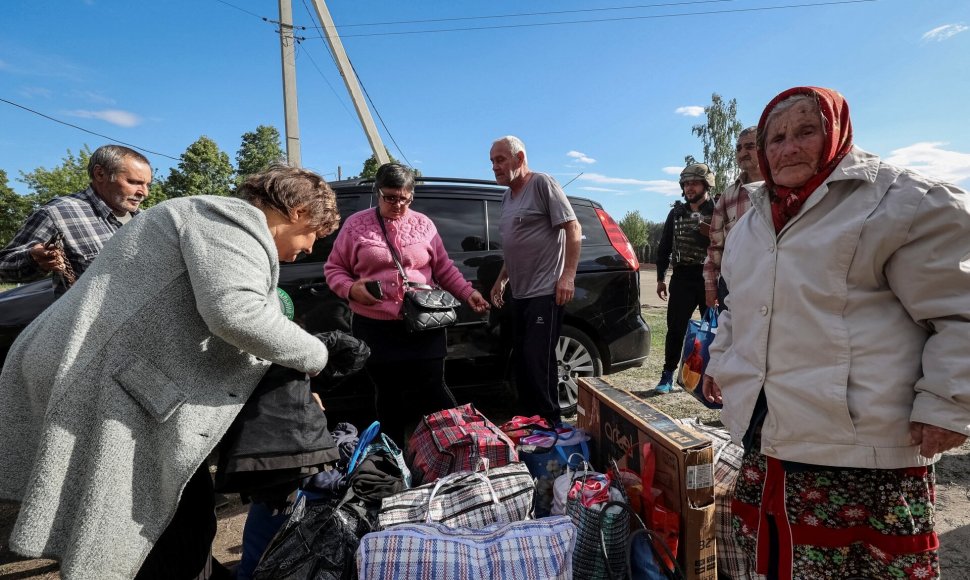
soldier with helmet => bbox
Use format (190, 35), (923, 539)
(654, 163), (716, 393)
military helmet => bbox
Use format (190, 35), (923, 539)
(680, 163), (716, 189)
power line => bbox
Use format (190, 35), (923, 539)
(305, 0), (878, 38)
(295, 43), (358, 121)
(298, 0), (411, 166)
(309, 0), (736, 29)
(211, 0), (267, 21)
(0, 97), (180, 161)
(349, 61), (413, 168)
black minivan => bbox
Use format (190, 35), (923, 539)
(0, 177), (649, 414)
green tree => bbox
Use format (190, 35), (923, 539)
(164, 136), (235, 198)
(236, 125), (284, 180)
(19, 146), (93, 205)
(358, 151), (421, 179)
(141, 169), (170, 210)
(644, 220), (667, 264)
(618, 210), (648, 250)
(691, 93), (743, 196)
(360, 151), (400, 179)
(0, 170), (34, 247)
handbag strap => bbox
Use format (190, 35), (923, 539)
(375, 206), (410, 286)
(598, 500), (686, 580)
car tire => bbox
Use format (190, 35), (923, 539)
(557, 326), (602, 416)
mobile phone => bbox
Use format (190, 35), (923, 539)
(364, 280), (383, 299)
(45, 231), (64, 248)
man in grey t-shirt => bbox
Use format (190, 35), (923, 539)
(488, 136), (582, 425)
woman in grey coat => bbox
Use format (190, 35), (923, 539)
(0, 164), (341, 579)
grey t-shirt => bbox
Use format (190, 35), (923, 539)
(498, 172), (577, 299)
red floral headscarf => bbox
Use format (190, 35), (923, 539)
(757, 86), (853, 233)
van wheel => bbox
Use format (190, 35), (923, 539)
(557, 326), (602, 416)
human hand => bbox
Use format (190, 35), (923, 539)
(349, 279), (380, 306)
(910, 422), (968, 459)
(657, 281), (668, 301)
(702, 374), (722, 405)
(311, 391), (326, 411)
(467, 290), (490, 314)
(705, 289), (718, 309)
(490, 279), (507, 308)
(28, 243), (64, 273)
(555, 274), (576, 306)
(699, 221), (711, 237)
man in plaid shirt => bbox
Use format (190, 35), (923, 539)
(0, 145), (152, 295)
(703, 127), (763, 310)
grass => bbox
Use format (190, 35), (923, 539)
(604, 306), (723, 425)
(0, 283), (14, 292)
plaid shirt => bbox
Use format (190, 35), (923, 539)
(0, 187), (133, 294)
(703, 178), (760, 295)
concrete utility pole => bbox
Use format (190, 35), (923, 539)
(309, 0), (389, 165)
(278, 0), (301, 166)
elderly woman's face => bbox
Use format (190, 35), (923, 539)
(765, 100), (825, 188)
(377, 186), (413, 220)
(272, 209), (323, 262)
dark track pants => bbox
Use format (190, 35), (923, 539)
(368, 357), (457, 448)
(663, 267), (708, 373)
(510, 295), (564, 425)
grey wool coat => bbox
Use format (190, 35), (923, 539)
(0, 196), (329, 579)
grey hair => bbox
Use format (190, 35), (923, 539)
(493, 135), (527, 161)
(87, 145), (150, 180)
(737, 126), (758, 143)
(374, 162), (416, 193)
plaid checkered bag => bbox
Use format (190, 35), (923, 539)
(407, 404), (517, 485)
(377, 461), (534, 529)
(356, 515), (577, 579)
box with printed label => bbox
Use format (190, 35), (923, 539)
(577, 376), (717, 580)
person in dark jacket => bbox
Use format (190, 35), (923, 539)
(654, 163), (715, 393)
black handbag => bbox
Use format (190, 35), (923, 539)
(376, 207), (459, 333)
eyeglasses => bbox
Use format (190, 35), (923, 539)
(379, 193), (413, 206)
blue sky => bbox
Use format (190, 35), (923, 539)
(2, 0), (969, 224)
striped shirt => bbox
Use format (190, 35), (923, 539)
(703, 178), (760, 295)
(0, 187), (134, 294)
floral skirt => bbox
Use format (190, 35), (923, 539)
(731, 448), (939, 579)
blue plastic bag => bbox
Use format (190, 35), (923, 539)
(519, 426), (590, 516)
(676, 308), (721, 409)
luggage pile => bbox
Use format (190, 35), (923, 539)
(249, 402), (687, 580)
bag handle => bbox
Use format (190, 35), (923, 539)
(347, 420), (381, 474)
(425, 470), (501, 524)
(598, 500), (686, 580)
(703, 305), (718, 329)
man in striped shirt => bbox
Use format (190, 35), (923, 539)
(0, 145), (152, 295)
(703, 127), (763, 310)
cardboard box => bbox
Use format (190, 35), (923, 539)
(577, 376), (717, 580)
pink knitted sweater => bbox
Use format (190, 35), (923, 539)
(324, 207), (475, 321)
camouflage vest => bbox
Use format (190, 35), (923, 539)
(672, 200), (714, 267)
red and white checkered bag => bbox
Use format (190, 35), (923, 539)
(407, 404), (518, 485)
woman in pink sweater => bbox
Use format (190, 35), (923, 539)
(324, 163), (489, 445)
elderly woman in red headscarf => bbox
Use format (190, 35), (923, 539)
(702, 87), (970, 579)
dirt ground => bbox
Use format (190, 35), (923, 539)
(2, 265), (968, 578)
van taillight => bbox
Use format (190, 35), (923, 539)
(595, 208), (639, 271)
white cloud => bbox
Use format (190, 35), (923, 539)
(675, 106), (704, 117)
(884, 142), (970, 184)
(19, 86), (53, 99)
(640, 180), (683, 197)
(71, 90), (116, 105)
(921, 24), (968, 42)
(566, 150), (596, 164)
(662, 166), (684, 175)
(579, 172), (654, 186)
(65, 109), (142, 127)
(580, 186), (622, 193)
